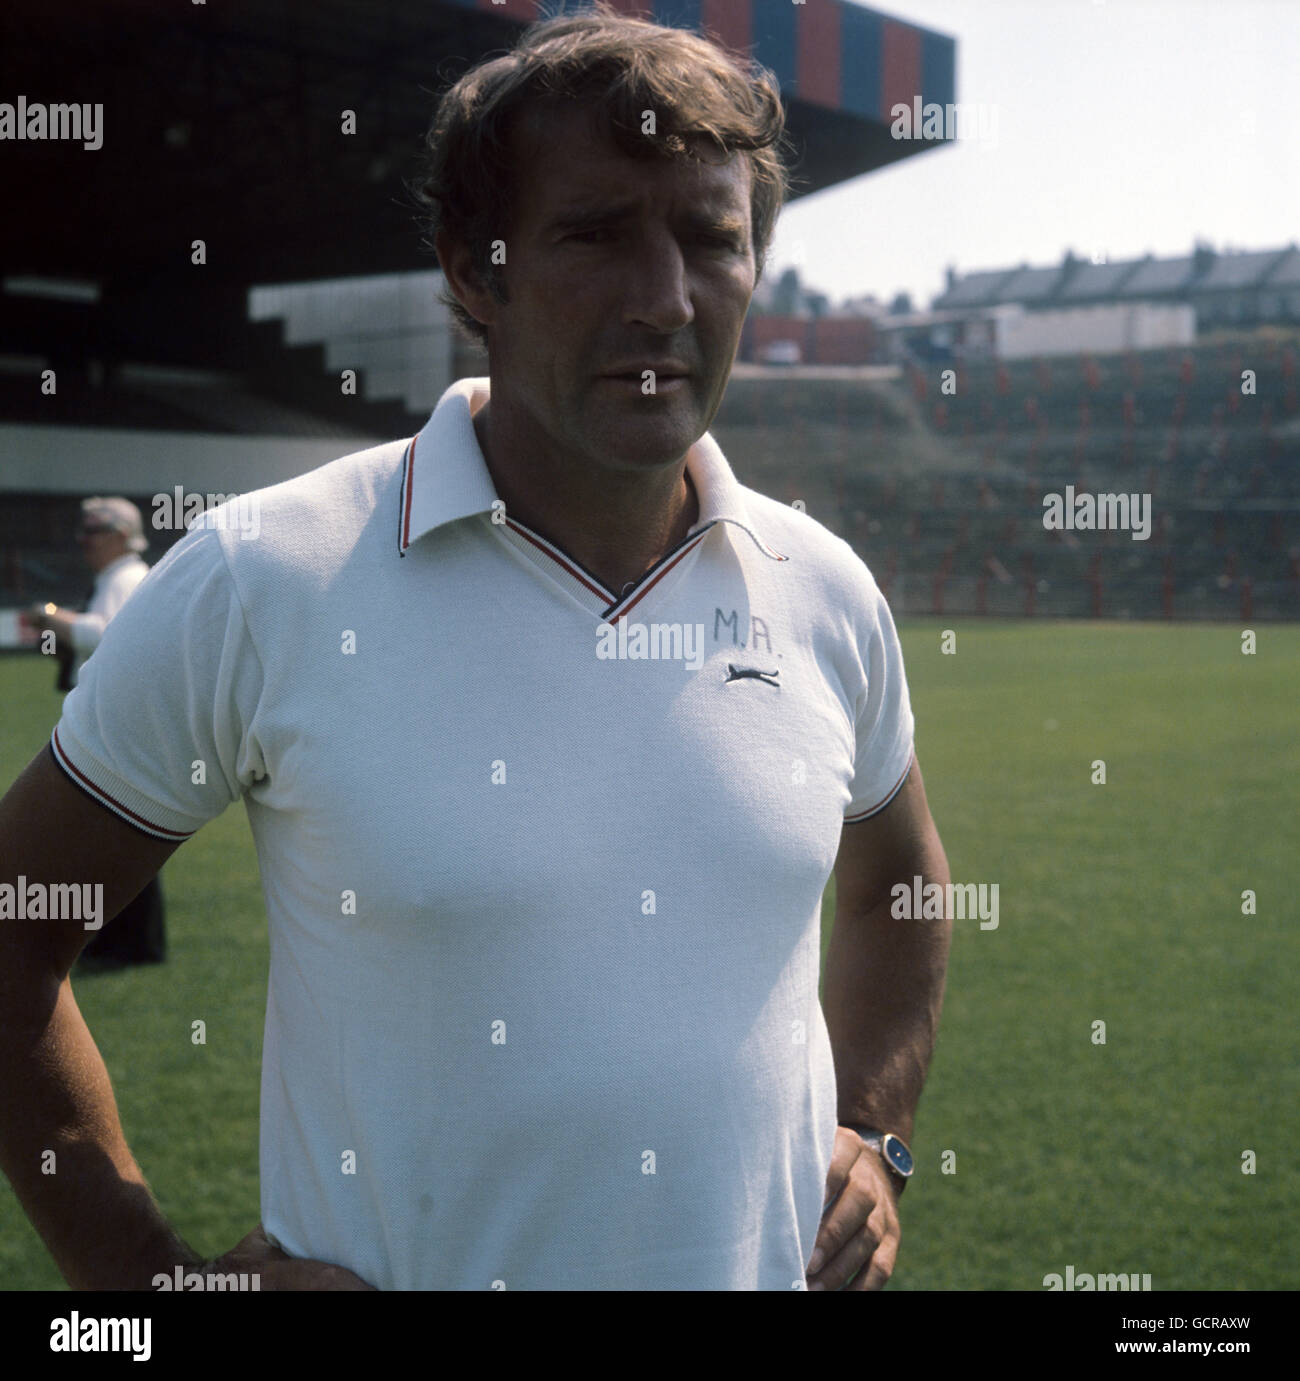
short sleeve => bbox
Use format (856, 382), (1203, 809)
(51, 525), (266, 840)
(843, 575), (915, 822)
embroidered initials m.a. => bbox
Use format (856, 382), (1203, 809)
(714, 608), (773, 653)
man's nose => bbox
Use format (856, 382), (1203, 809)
(622, 231), (694, 333)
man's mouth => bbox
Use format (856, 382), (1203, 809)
(602, 373), (691, 393)
(602, 368), (692, 388)
(603, 359), (693, 379)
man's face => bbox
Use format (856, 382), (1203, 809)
(77, 522), (128, 572)
(481, 102), (757, 474)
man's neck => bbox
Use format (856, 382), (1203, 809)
(472, 400), (700, 597)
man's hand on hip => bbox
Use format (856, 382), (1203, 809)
(805, 1126), (901, 1291)
(204, 1224), (377, 1290)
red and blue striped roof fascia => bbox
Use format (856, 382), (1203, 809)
(454, 0), (954, 127)
(699, 0), (752, 56)
(677, 1), (956, 125)
(839, 5), (955, 123)
(795, 0), (843, 111)
(920, 23), (956, 120)
(880, 16), (922, 119)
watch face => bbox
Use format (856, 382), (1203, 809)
(882, 1134), (914, 1178)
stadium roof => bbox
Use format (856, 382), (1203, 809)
(0, 0), (956, 290)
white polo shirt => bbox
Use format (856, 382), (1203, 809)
(53, 377), (915, 1290)
(68, 551), (150, 686)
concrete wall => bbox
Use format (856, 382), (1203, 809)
(0, 425), (378, 496)
(994, 302), (1196, 360)
(248, 272), (453, 414)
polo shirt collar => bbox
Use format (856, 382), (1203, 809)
(399, 379), (497, 552)
(399, 376), (786, 563)
(681, 425), (788, 563)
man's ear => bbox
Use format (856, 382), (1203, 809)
(436, 229), (499, 331)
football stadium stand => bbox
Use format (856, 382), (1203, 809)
(3, 3), (1294, 623)
(0, 0), (955, 622)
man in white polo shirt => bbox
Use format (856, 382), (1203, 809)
(0, 10), (950, 1291)
(27, 496), (152, 691)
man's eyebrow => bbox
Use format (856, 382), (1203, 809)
(546, 201), (638, 232)
(692, 211), (749, 238)
(547, 203), (749, 238)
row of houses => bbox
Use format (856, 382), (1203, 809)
(932, 243), (1300, 326)
(742, 243), (1300, 366)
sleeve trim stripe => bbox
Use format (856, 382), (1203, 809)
(50, 728), (196, 842)
(843, 749), (915, 824)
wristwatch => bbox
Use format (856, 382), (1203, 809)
(846, 1126), (914, 1193)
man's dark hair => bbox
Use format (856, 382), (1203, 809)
(412, 2), (792, 348)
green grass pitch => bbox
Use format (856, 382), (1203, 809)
(1, 619), (1295, 1289)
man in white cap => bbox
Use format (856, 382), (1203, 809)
(26, 497), (166, 969)
(27, 497), (152, 690)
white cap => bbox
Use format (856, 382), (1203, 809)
(81, 496), (147, 553)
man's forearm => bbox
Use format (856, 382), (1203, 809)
(0, 968), (201, 1289)
(822, 877), (952, 1142)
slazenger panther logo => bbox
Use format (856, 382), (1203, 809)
(725, 664), (779, 688)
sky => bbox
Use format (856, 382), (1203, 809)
(768, 0), (1300, 310)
